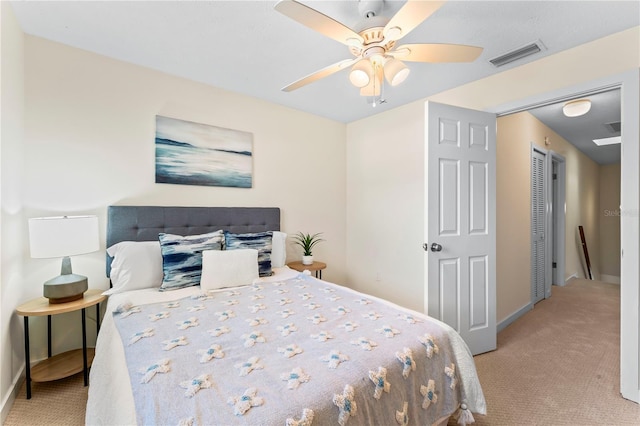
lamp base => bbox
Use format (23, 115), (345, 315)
(43, 274), (88, 304)
(48, 294), (85, 304)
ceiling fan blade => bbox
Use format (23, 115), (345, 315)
(275, 0), (363, 46)
(282, 58), (357, 92)
(392, 43), (483, 63)
(383, 0), (446, 41)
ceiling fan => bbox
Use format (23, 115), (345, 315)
(275, 0), (483, 102)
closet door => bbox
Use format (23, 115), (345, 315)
(531, 148), (547, 304)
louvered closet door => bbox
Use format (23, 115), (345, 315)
(531, 149), (546, 304)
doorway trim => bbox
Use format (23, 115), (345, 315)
(491, 69), (640, 403)
(550, 152), (566, 287)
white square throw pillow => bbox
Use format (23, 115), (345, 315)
(200, 248), (259, 290)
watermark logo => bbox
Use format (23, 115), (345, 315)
(604, 209), (639, 217)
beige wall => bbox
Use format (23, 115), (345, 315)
(494, 113), (533, 320)
(1, 33), (348, 409)
(0, 2), (26, 421)
(346, 100), (425, 311)
(599, 164), (621, 280)
(496, 112), (601, 321)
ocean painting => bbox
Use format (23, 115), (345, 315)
(155, 115), (253, 188)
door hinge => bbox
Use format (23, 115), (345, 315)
(552, 262), (557, 268)
(553, 173), (557, 180)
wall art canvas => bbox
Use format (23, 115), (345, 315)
(155, 115), (253, 188)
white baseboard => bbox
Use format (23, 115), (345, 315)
(600, 274), (621, 284)
(497, 302), (533, 333)
(0, 365), (25, 424)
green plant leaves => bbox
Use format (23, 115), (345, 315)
(293, 232), (325, 256)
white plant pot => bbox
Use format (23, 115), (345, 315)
(302, 255), (313, 265)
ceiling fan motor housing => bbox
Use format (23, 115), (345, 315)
(349, 27), (395, 58)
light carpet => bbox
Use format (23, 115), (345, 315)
(5, 279), (639, 425)
(460, 278), (639, 425)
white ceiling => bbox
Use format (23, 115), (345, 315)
(10, 0), (639, 126)
(528, 90), (621, 165)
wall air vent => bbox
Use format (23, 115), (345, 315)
(489, 41), (544, 67)
(604, 121), (621, 133)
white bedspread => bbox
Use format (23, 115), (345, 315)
(86, 268), (485, 425)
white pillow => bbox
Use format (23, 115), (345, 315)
(104, 241), (163, 295)
(271, 231), (287, 268)
(200, 249), (259, 290)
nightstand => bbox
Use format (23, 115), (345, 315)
(287, 261), (327, 279)
(16, 289), (106, 399)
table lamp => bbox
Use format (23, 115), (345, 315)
(28, 215), (99, 304)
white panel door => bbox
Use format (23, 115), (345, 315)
(425, 101), (496, 355)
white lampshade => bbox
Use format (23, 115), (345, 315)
(384, 58), (410, 86)
(562, 99), (591, 117)
(29, 215), (99, 259)
(349, 59), (373, 88)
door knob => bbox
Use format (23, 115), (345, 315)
(423, 243), (443, 252)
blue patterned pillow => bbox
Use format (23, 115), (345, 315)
(158, 230), (224, 291)
(224, 231), (273, 277)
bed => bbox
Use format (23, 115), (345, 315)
(86, 206), (486, 425)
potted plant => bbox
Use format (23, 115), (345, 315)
(293, 232), (324, 265)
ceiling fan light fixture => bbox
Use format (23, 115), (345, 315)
(349, 59), (373, 88)
(360, 75), (382, 97)
(384, 58), (410, 86)
(562, 99), (591, 117)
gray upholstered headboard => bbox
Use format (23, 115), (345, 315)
(106, 206), (280, 277)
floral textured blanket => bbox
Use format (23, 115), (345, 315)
(112, 273), (485, 425)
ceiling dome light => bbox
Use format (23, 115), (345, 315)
(384, 58), (410, 86)
(349, 59), (373, 88)
(562, 99), (591, 117)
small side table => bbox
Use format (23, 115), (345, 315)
(287, 261), (327, 279)
(16, 289), (106, 399)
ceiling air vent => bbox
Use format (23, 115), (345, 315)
(604, 121), (621, 133)
(489, 41), (544, 67)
